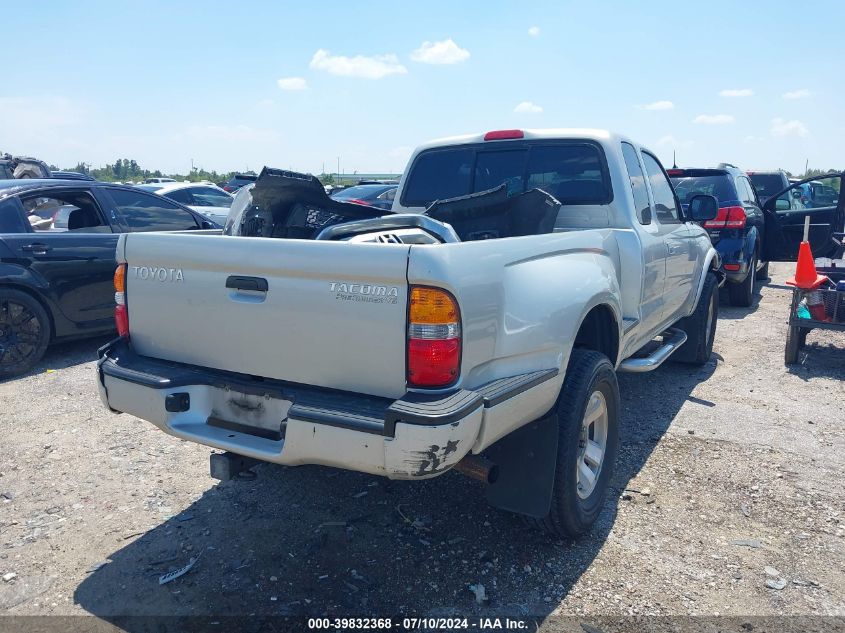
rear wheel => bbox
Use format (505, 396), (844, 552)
(674, 272), (718, 365)
(527, 349), (619, 539)
(0, 289), (51, 378)
(728, 253), (756, 307)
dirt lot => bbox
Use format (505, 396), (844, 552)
(0, 262), (843, 627)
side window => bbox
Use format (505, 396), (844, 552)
(378, 188), (397, 202)
(0, 197), (28, 233)
(738, 177), (756, 206)
(164, 188), (194, 205)
(641, 152), (680, 224)
(620, 142), (652, 225)
(192, 187), (234, 208)
(774, 175), (841, 212)
(20, 191), (109, 233)
(108, 189), (200, 231)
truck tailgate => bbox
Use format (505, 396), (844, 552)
(121, 234), (410, 399)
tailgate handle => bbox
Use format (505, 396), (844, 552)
(226, 276), (268, 292)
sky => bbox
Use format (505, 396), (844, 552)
(1, 0), (843, 176)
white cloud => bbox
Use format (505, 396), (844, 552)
(309, 49), (407, 79)
(657, 135), (693, 149)
(514, 101), (543, 114)
(410, 39), (470, 65)
(528, 26), (540, 37)
(277, 77), (308, 91)
(744, 135), (765, 142)
(642, 100), (674, 111)
(771, 117), (808, 137)
(783, 89), (811, 100)
(693, 114), (735, 125)
(719, 88), (753, 98)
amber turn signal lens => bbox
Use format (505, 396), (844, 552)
(409, 287), (459, 324)
(114, 264), (126, 293)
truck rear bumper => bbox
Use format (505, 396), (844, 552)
(96, 339), (559, 480)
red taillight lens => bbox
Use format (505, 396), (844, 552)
(702, 206), (746, 229)
(223, 185), (233, 192)
(667, 169), (684, 176)
(115, 304), (129, 337)
(345, 198), (371, 206)
(407, 286), (461, 388)
(723, 263), (741, 271)
(408, 339), (461, 386)
(114, 264), (129, 338)
(484, 129), (524, 141)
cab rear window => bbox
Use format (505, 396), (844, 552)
(401, 142), (611, 208)
(670, 175), (736, 205)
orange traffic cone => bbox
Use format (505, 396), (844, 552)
(786, 241), (828, 290)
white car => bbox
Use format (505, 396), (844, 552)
(136, 182), (233, 224)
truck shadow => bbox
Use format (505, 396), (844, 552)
(73, 360), (716, 624)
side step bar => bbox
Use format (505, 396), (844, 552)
(618, 328), (688, 373)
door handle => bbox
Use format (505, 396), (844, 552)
(20, 243), (52, 254)
(225, 275), (268, 292)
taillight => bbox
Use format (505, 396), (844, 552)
(344, 198), (371, 206)
(114, 264), (129, 338)
(223, 185), (233, 192)
(407, 286), (461, 388)
(702, 206), (746, 229)
(667, 169), (684, 176)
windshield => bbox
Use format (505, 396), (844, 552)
(401, 142), (610, 208)
(669, 175), (735, 205)
(332, 185), (393, 200)
(748, 174), (785, 197)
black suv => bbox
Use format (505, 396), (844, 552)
(669, 165), (768, 307)
(747, 170), (791, 206)
(222, 173), (258, 193)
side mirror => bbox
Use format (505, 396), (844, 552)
(775, 198), (791, 211)
(200, 220), (215, 229)
(688, 194), (719, 221)
(792, 190), (802, 199)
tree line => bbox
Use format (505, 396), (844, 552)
(58, 159), (252, 185)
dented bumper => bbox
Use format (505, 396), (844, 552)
(96, 339), (558, 480)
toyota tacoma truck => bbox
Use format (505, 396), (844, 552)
(96, 129), (723, 538)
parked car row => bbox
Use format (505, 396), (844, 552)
(2, 136), (841, 382)
(0, 178), (219, 376)
(668, 164), (842, 307)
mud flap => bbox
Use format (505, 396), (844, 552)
(483, 412), (559, 518)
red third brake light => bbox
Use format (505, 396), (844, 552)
(484, 129), (524, 141)
(703, 206), (747, 229)
(667, 169), (684, 176)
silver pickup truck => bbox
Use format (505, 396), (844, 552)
(97, 129), (723, 538)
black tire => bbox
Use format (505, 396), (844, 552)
(728, 253), (756, 307)
(527, 349), (619, 539)
(755, 260), (770, 281)
(784, 325), (806, 364)
(0, 289), (51, 378)
(674, 272), (718, 364)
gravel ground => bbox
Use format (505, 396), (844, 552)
(0, 262), (843, 626)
